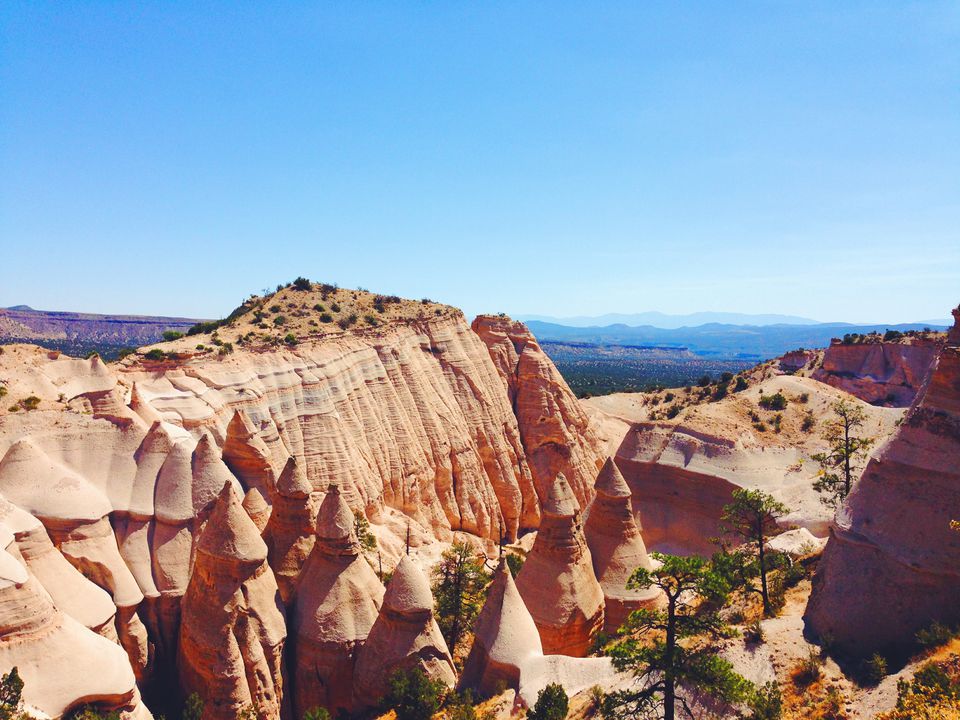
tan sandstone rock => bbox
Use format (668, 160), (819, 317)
(223, 410), (277, 499)
(472, 315), (605, 514)
(515, 473), (604, 656)
(353, 554), (456, 708)
(291, 484), (385, 716)
(584, 458), (663, 632)
(459, 557), (615, 708)
(805, 305), (960, 654)
(264, 456), (318, 603)
(178, 483), (286, 719)
(0, 543), (151, 718)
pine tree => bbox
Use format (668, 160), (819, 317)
(602, 554), (752, 720)
(812, 398), (875, 507)
(431, 541), (489, 657)
(719, 488), (789, 616)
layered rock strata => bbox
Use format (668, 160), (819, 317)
(805, 307), (960, 654)
(178, 483), (286, 719)
(473, 315), (605, 510)
(0, 541), (151, 718)
(584, 458), (663, 632)
(353, 554), (456, 708)
(813, 339), (940, 407)
(515, 473), (604, 656)
(0, 309), (603, 710)
(290, 484), (385, 716)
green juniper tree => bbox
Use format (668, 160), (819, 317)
(431, 541), (490, 658)
(812, 398), (875, 507)
(718, 489), (789, 617)
(602, 554), (752, 720)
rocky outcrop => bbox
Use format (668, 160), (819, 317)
(178, 483), (286, 719)
(223, 410), (277, 499)
(813, 339), (940, 407)
(515, 473), (604, 656)
(584, 373), (903, 554)
(243, 487), (272, 532)
(473, 315), (605, 511)
(805, 307), (960, 655)
(0, 539), (151, 718)
(353, 555), (456, 708)
(584, 458), (663, 632)
(460, 557), (544, 696)
(0, 308), (605, 712)
(264, 456), (318, 603)
(459, 558), (614, 708)
(290, 484), (385, 717)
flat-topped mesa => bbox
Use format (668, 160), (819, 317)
(291, 484), (385, 717)
(515, 473), (605, 657)
(242, 487), (271, 533)
(472, 315), (606, 513)
(264, 456), (318, 603)
(178, 483), (286, 720)
(353, 555), (456, 709)
(805, 303), (960, 655)
(0, 545), (151, 719)
(223, 410), (277, 499)
(459, 558), (543, 697)
(585, 458), (664, 632)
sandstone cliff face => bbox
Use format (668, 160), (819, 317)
(515, 473), (604, 657)
(472, 315), (605, 515)
(812, 339), (939, 407)
(178, 483), (286, 720)
(0, 309), (601, 712)
(584, 373), (902, 554)
(805, 308), (960, 655)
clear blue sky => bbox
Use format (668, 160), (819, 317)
(2, 2), (957, 323)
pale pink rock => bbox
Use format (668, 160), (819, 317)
(516, 473), (604, 657)
(584, 458), (663, 632)
(353, 554), (456, 708)
(290, 484), (385, 716)
(805, 307), (960, 654)
(264, 456), (318, 603)
(178, 483), (286, 719)
(472, 315), (605, 514)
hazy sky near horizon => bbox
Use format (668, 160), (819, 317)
(2, 2), (958, 323)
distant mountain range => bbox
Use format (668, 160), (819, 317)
(0, 305), (202, 358)
(526, 320), (950, 359)
(519, 311), (952, 330)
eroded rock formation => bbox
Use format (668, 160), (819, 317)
(515, 473), (604, 656)
(460, 558), (614, 708)
(473, 315), (605, 511)
(813, 338), (940, 407)
(805, 307), (960, 654)
(290, 484), (385, 716)
(0, 305), (603, 713)
(353, 554), (456, 708)
(584, 458), (663, 632)
(178, 483), (286, 719)
(264, 456), (318, 603)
